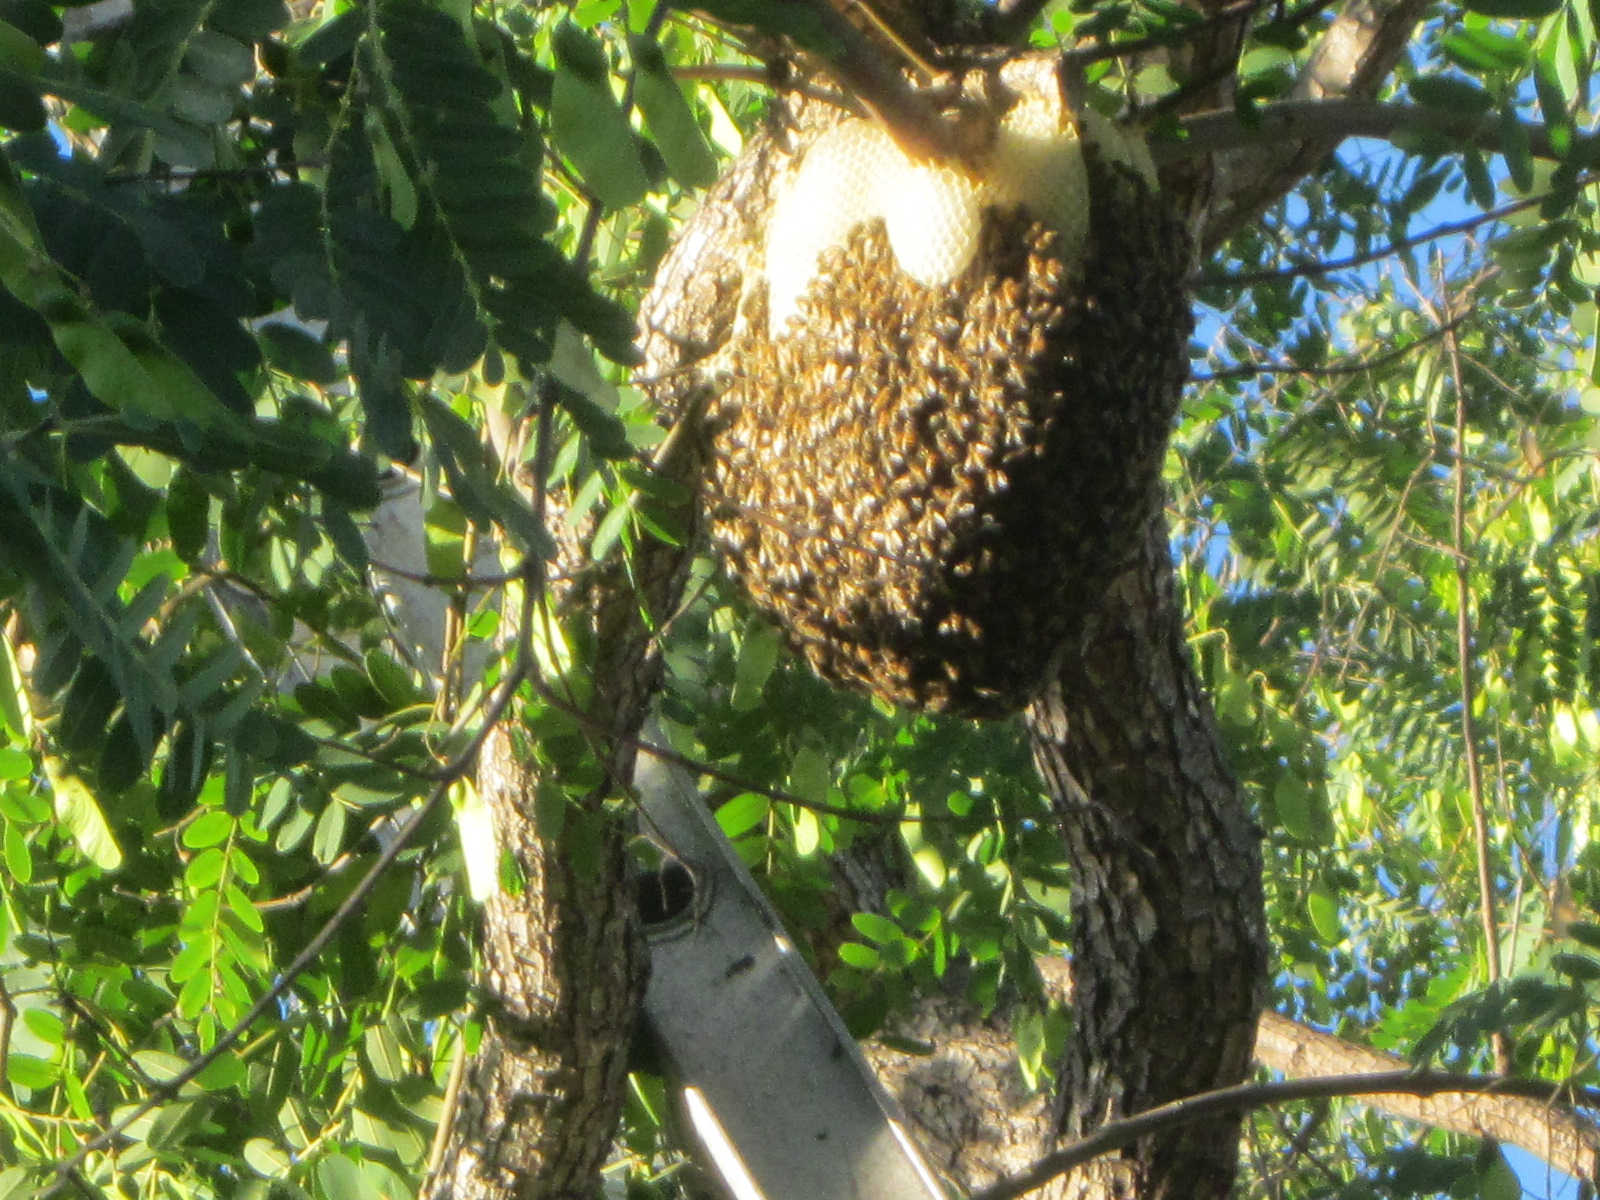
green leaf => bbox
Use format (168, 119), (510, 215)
(209, 0), (289, 39)
(57, 657), (119, 757)
(1272, 773), (1314, 842)
(324, 500), (370, 572)
(0, 19), (43, 74)
(316, 1154), (376, 1200)
(550, 56), (648, 210)
(5, 1053), (56, 1089)
(1534, 56), (1573, 135)
(1441, 28), (1531, 73)
(793, 806), (820, 856)
(185, 846), (226, 889)
(98, 711), (156, 793)
(183, 809), (235, 850)
(1464, 0), (1560, 18)
(1478, 1153), (1520, 1200)
(243, 1138), (292, 1179)
(1462, 147), (1495, 210)
(1015, 1006), (1046, 1089)
(1499, 106), (1534, 193)
(226, 882), (263, 932)
(1407, 76), (1494, 112)
(556, 382), (633, 457)
(590, 495), (633, 562)
(165, 468), (210, 565)
(184, 30), (255, 88)
(851, 912), (903, 944)
(2, 822), (30, 884)
(0, 1168), (35, 1200)
(1550, 951), (1600, 981)
(0, 748), (28, 779)
(1306, 884), (1341, 943)
(789, 746), (830, 805)
(312, 800), (348, 865)
(0, 0), (61, 46)
(365, 649), (424, 711)
(1565, 921), (1600, 950)
(0, 630), (29, 739)
(0, 71), (43, 132)
(259, 322), (340, 384)
(837, 941), (881, 969)
(552, 19), (610, 82)
(236, 710), (317, 769)
(715, 792), (769, 838)
(363, 1024), (406, 1082)
(631, 36), (717, 189)
(730, 622), (781, 712)
(44, 756), (122, 870)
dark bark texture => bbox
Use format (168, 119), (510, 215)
(422, 726), (646, 1200)
(1025, 519), (1267, 1200)
(420, 526), (703, 1199)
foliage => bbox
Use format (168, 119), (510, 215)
(1, 0), (1600, 1199)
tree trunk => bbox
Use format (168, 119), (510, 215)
(420, 406), (710, 1200)
(1022, 516), (1268, 1200)
(422, 725), (647, 1200)
(869, 520), (1271, 1200)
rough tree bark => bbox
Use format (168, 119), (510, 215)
(420, 466), (710, 1198)
(421, 725), (646, 1200)
(1252, 1012), (1600, 1180)
(867, 970), (1600, 1197)
(1021, 518), (1268, 1200)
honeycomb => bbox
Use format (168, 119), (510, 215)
(761, 67), (1158, 340)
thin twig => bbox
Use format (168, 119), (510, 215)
(426, 1029), (470, 1178)
(1192, 313), (1465, 382)
(0, 976), (12, 1098)
(530, 680), (964, 827)
(1196, 191), (1559, 289)
(1440, 287), (1510, 1075)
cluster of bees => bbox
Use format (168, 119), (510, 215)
(646, 66), (1193, 717)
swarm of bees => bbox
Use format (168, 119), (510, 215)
(650, 60), (1192, 717)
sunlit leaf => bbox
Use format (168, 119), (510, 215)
(43, 755), (122, 870)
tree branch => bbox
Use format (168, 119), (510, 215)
(1191, 312), (1466, 383)
(1199, 0), (1431, 250)
(1254, 1011), (1600, 1181)
(972, 1066), (1600, 1200)
(778, 0), (965, 159)
(1194, 190), (1564, 288)
(1165, 97), (1598, 168)
(1019, 963), (1600, 1186)
(1441, 302), (1512, 1075)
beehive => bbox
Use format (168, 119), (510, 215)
(691, 63), (1192, 717)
